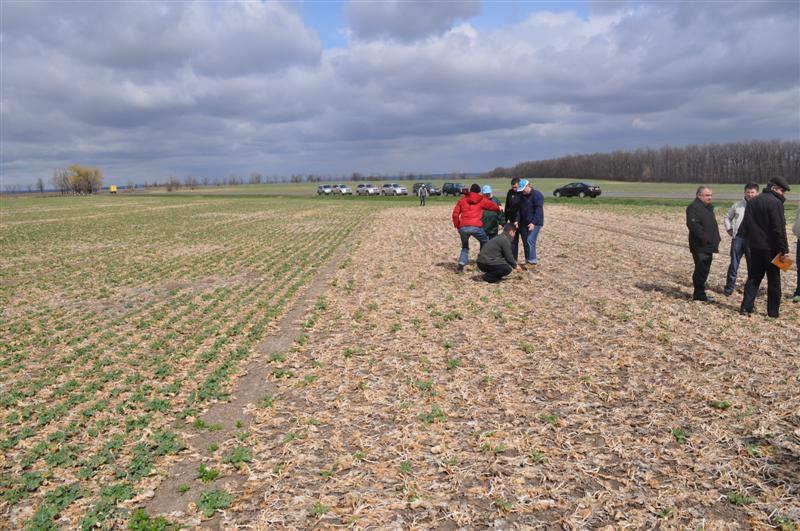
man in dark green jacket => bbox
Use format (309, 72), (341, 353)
(480, 185), (505, 237)
(476, 223), (517, 283)
(686, 186), (721, 301)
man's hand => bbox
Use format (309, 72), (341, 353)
(528, 223), (534, 231)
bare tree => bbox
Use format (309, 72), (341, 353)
(36, 177), (45, 194)
(166, 175), (181, 192)
(51, 168), (71, 195)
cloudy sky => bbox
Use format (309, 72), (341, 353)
(1, 1), (798, 187)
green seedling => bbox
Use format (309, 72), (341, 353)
(725, 490), (755, 505)
(398, 461), (412, 474)
(197, 464), (219, 483)
(671, 428), (689, 444)
(710, 400), (731, 410)
(197, 490), (233, 517)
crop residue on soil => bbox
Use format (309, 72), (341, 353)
(209, 204), (799, 528)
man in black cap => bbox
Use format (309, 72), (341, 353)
(686, 186), (721, 301)
(739, 177), (791, 318)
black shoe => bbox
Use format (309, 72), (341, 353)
(722, 288), (733, 297)
(739, 309), (752, 316)
(456, 263), (464, 272)
(692, 293), (708, 302)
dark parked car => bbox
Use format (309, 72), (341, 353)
(553, 182), (601, 198)
(424, 182), (441, 195)
(412, 182), (442, 196)
(442, 182), (466, 196)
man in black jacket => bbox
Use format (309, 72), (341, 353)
(739, 177), (791, 317)
(686, 186), (721, 301)
(504, 177), (523, 261)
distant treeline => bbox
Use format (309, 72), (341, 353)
(486, 140), (800, 184)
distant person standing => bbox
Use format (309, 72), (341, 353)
(793, 205), (800, 303)
(452, 183), (502, 272)
(739, 177), (791, 317)
(480, 185), (504, 238)
(686, 186), (721, 301)
(504, 177), (523, 261)
(722, 182), (759, 295)
(418, 184), (429, 206)
(516, 179), (545, 267)
(476, 223), (518, 283)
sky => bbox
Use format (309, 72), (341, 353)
(1, 0), (798, 187)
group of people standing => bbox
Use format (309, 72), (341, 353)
(687, 176), (799, 318)
(448, 175), (799, 318)
(450, 178), (545, 282)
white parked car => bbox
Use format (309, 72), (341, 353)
(331, 184), (352, 195)
(356, 183), (380, 195)
(317, 185), (333, 195)
(381, 183), (408, 196)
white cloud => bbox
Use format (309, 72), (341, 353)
(0, 1), (797, 187)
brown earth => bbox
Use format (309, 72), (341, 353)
(148, 203), (799, 529)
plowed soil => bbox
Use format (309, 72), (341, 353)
(203, 204), (799, 528)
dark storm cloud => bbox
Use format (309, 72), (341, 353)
(0, 1), (797, 187)
(345, 0), (480, 42)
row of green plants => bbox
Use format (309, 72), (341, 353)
(0, 195), (384, 527)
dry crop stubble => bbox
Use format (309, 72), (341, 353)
(218, 203), (799, 529)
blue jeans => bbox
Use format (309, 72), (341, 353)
(457, 226), (488, 266)
(519, 224), (542, 264)
(723, 235), (749, 294)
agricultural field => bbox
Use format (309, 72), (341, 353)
(0, 194), (383, 528)
(1, 193), (799, 529)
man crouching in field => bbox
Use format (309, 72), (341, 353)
(476, 223), (518, 282)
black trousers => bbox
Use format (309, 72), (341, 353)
(741, 250), (782, 317)
(477, 262), (513, 282)
(691, 252), (713, 298)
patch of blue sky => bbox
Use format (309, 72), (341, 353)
(470, 1), (589, 31)
(298, 0), (348, 48)
(297, 0), (591, 50)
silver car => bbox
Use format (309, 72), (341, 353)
(356, 183), (380, 195)
(331, 184), (352, 195)
(381, 183), (408, 196)
(317, 185), (333, 195)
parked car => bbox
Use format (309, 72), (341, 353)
(381, 183), (408, 196)
(425, 183), (441, 195)
(356, 183), (380, 196)
(553, 182), (601, 198)
(331, 184), (352, 195)
(442, 182), (466, 196)
(317, 185), (333, 195)
(412, 182), (442, 196)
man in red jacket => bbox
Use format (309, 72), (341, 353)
(452, 183), (502, 272)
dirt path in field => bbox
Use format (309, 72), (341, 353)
(148, 204), (799, 528)
(142, 235), (353, 527)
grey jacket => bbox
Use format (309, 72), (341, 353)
(723, 199), (747, 237)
